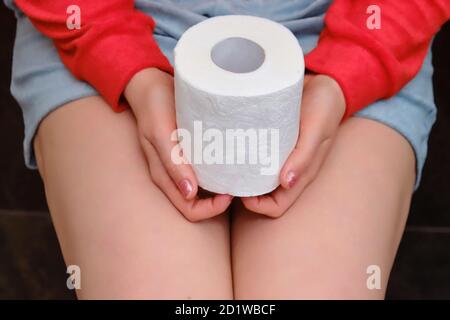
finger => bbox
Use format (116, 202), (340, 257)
(242, 174), (308, 218)
(280, 114), (328, 190)
(137, 91), (199, 200)
(243, 138), (333, 217)
(143, 139), (233, 221)
(280, 79), (335, 189)
(303, 74), (313, 86)
(142, 129), (198, 200)
(187, 193), (234, 222)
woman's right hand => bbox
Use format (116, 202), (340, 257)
(124, 68), (233, 222)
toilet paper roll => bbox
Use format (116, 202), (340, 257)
(174, 15), (304, 197)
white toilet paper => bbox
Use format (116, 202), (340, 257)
(174, 15), (304, 197)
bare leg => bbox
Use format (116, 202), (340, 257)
(232, 117), (415, 299)
(34, 96), (233, 299)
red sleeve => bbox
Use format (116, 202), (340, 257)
(15, 0), (174, 112)
(305, 0), (450, 118)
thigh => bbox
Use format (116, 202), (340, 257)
(231, 117), (415, 299)
(34, 96), (233, 299)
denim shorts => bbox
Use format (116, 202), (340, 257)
(5, 0), (436, 188)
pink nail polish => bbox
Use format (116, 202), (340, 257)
(286, 171), (297, 188)
(179, 179), (193, 198)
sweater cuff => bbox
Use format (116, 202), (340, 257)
(73, 12), (173, 112)
(305, 36), (391, 119)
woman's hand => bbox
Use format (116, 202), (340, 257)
(124, 68), (233, 222)
(241, 74), (346, 217)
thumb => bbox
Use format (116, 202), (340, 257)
(142, 111), (199, 200)
(279, 77), (334, 189)
(280, 121), (326, 189)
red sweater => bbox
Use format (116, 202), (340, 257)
(306, 0), (450, 118)
(14, 0), (450, 116)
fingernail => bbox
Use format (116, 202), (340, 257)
(286, 171), (297, 188)
(179, 179), (193, 198)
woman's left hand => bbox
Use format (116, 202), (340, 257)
(241, 74), (346, 217)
